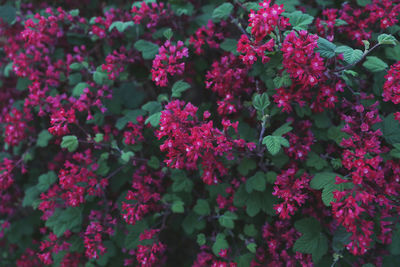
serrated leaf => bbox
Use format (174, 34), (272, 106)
(142, 101), (162, 114)
(293, 217), (328, 263)
(171, 200), (185, 213)
(37, 130), (53, 147)
(0, 5), (16, 24)
(316, 37), (337, 58)
(273, 71), (292, 88)
(252, 93), (270, 111)
(171, 80), (191, 98)
(374, 113), (400, 145)
(212, 233), (229, 256)
(134, 40), (160, 60)
(342, 47), (363, 65)
(220, 38), (238, 54)
(212, 3), (233, 22)
(263, 135), (287, 155)
(61, 135), (79, 152)
(218, 211), (238, 229)
(171, 170), (193, 193)
(193, 199), (210, 216)
(45, 207), (83, 237)
(197, 233), (206, 246)
(285, 11), (314, 30)
(272, 122), (292, 136)
(109, 21), (134, 32)
(72, 82), (89, 97)
(37, 171), (57, 192)
(246, 172), (266, 193)
(362, 56), (388, 72)
(145, 112), (161, 127)
(378, 34), (397, 45)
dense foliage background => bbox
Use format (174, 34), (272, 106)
(1, 0), (400, 266)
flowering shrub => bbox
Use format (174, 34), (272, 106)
(2, 0), (400, 266)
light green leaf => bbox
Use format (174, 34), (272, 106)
(171, 80), (191, 98)
(362, 56), (388, 72)
(293, 217), (328, 263)
(193, 199), (210, 216)
(212, 3), (234, 22)
(37, 130), (53, 147)
(212, 233), (229, 256)
(134, 40), (160, 60)
(316, 37), (337, 58)
(378, 34), (397, 45)
(61, 135), (79, 152)
(252, 93), (270, 111)
(285, 11), (314, 30)
(171, 200), (185, 213)
(145, 112), (162, 127)
(272, 122), (292, 136)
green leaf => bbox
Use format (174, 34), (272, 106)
(193, 199), (210, 216)
(378, 34), (397, 45)
(335, 19), (348, 26)
(120, 151), (134, 163)
(390, 225), (400, 255)
(93, 70), (108, 85)
(306, 152), (328, 171)
(273, 71), (292, 88)
(362, 56), (388, 72)
(109, 21), (134, 32)
(244, 224), (258, 237)
(37, 171), (57, 192)
(374, 113), (400, 145)
(45, 207), (83, 237)
(37, 130), (53, 147)
(171, 170), (193, 192)
(0, 5), (16, 24)
(69, 62), (83, 71)
(285, 11), (314, 30)
(22, 186), (41, 208)
(61, 135), (79, 152)
(316, 37), (337, 58)
(247, 243), (257, 253)
(252, 93), (270, 111)
(16, 78), (31, 91)
(171, 80), (191, 98)
(310, 172), (352, 206)
(147, 156), (160, 169)
(263, 135), (288, 155)
(171, 200), (185, 213)
(293, 217), (328, 263)
(212, 233), (229, 256)
(163, 28), (173, 40)
(220, 38), (239, 54)
(72, 82), (89, 97)
(145, 112), (162, 127)
(197, 233), (206, 246)
(272, 122), (293, 136)
(218, 211), (238, 229)
(237, 159), (256, 176)
(125, 220), (148, 249)
(246, 172), (266, 193)
(212, 3), (234, 22)
(336, 46), (363, 65)
(94, 133), (104, 143)
(356, 0), (371, 6)
(142, 101), (162, 114)
(134, 40), (160, 60)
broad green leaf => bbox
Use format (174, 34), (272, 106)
(193, 199), (210, 216)
(171, 200), (185, 213)
(37, 130), (53, 147)
(147, 156), (160, 169)
(220, 38), (239, 54)
(197, 233), (206, 246)
(134, 40), (159, 60)
(252, 93), (270, 111)
(109, 21), (134, 32)
(374, 113), (400, 145)
(171, 80), (191, 98)
(125, 220), (148, 249)
(378, 34), (397, 45)
(45, 207), (83, 237)
(61, 135), (79, 152)
(306, 152), (328, 171)
(273, 71), (292, 88)
(285, 11), (314, 30)
(72, 82), (89, 97)
(272, 122), (293, 136)
(390, 225), (400, 255)
(142, 101), (162, 114)
(37, 171), (57, 192)
(293, 217), (328, 263)
(335, 19), (348, 26)
(212, 233), (229, 256)
(163, 28), (173, 40)
(263, 135), (288, 155)
(0, 5), (16, 24)
(237, 158), (256, 176)
(212, 3), (233, 22)
(310, 172), (352, 206)
(218, 211), (238, 229)
(357, 0), (371, 6)
(316, 37), (336, 58)
(171, 170), (193, 193)
(244, 224), (258, 237)
(245, 172), (266, 193)
(362, 56), (388, 72)
(336, 46), (363, 65)
(145, 112), (161, 127)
